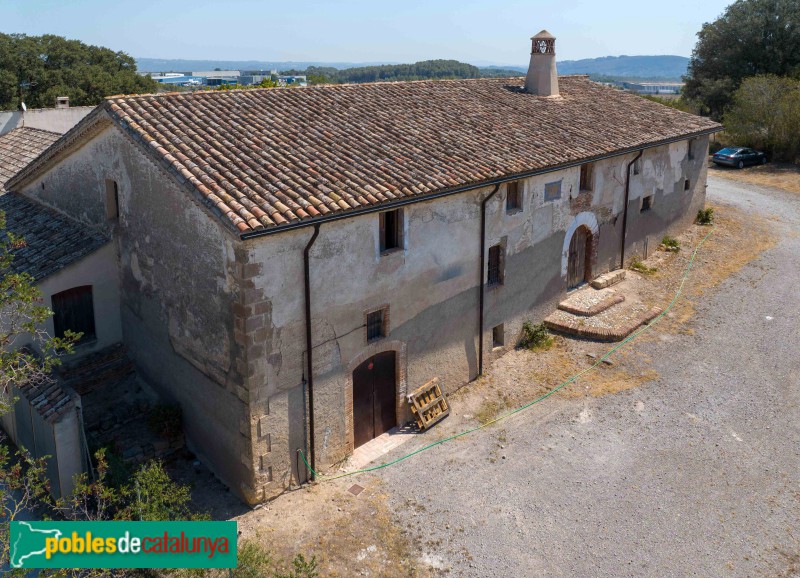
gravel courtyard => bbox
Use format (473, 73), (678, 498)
(371, 176), (800, 577)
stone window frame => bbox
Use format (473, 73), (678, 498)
(492, 324), (505, 349)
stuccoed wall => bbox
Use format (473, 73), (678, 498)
(246, 137), (709, 495)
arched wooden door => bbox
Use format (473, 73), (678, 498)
(567, 226), (591, 289)
(353, 351), (397, 448)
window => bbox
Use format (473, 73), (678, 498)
(105, 179), (119, 220)
(506, 181), (522, 212)
(579, 163), (594, 192)
(366, 307), (387, 342)
(684, 178), (690, 191)
(641, 195), (654, 212)
(52, 286), (96, 343)
(379, 209), (403, 253)
(544, 180), (561, 201)
(688, 138), (696, 160)
(487, 244), (504, 286)
(633, 157), (642, 176)
(492, 324), (504, 348)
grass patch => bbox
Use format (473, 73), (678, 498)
(696, 207), (714, 225)
(629, 257), (658, 275)
(518, 321), (554, 351)
(475, 398), (505, 425)
(660, 235), (680, 251)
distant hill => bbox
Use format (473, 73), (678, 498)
(137, 55), (687, 82)
(483, 55), (689, 81)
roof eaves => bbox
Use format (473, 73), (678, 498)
(240, 124), (722, 241)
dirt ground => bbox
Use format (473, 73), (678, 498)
(709, 161), (800, 194)
(184, 188), (780, 576)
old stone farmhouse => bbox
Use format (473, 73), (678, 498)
(2, 32), (720, 504)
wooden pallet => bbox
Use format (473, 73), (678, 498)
(407, 378), (450, 430)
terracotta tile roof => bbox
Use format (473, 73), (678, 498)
(0, 192), (108, 281)
(0, 127), (61, 189)
(103, 77), (718, 233)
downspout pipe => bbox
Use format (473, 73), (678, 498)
(620, 150), (643, 270)
(478, 184), (501, 377)
(303, 223), (321, 481)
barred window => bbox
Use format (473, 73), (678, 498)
(544, 180), (561, 201)
(487, 244), (504, 286)
(366, 308), (386, 342)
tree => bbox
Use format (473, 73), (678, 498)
(0, 33), (158, 110)
(684, 0), (800, 119)
(725, 75), (800, 160)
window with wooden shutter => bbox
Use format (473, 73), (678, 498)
(379, 209), (403, 253)
(52, 286), (96, 343)
(487, 244), (504, 286)
(579, 163), (594, 192)
(366, 307), (386, 342)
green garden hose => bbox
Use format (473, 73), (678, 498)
(298, 228), (714, 482)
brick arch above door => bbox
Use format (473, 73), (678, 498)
(344, 340), (408, 455)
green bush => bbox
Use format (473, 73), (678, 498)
(630, 257), (657, 275)
(518, 321), (554, 351)
(660, 235), (680, 251)
(696, 207), (714, 225)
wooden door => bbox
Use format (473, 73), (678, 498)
(353, 351), (397, 448)
(567, 227), (588, 289)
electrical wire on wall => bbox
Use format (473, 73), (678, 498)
(297, 227), (715, 482)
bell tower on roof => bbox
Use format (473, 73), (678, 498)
(524, 30), (559, 97)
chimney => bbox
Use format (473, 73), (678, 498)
(524, 30), (559, 97)
(55, 96), (70, 109)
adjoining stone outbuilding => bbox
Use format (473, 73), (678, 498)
(5, 32), (721, 504)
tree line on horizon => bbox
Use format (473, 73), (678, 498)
(279, 60), (522, 84)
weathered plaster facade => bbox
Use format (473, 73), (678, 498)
(13, 111), (710, 504)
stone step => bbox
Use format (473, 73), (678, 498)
(591, 269), (626, 289)
(558, 288), (625, 317)
(545, 304), (662, 342)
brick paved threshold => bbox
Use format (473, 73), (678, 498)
(545, 305), (662, 341)
(340, 423), (421, 472)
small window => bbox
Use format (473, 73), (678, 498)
(633, 157), (642, 176)
(487, 244), (504, 286)
(544, 181), (561, 201)
(641, 195), (654, 212)
(684, 178), (690, 191)
(492, 324), (504, 348)
(105, 179), (119, 220)
(506, 181), (522, 213)
(366, 308), (387, 342)
(579, 163), (594, 192)
(688, 138), (696, 160)
(52, 286), (96, 343)
(379, 209), (403, 253)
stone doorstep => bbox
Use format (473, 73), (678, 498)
(341, 425), (419, 472)
(558, 291), (626, 317)
(544, 306), (662, 342)
(591, 269), (627, 289)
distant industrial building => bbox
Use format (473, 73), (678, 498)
(620, 82), (684, 95)
(142, 70), (307, 88)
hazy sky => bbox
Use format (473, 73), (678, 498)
(5, 0), (733, 64)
